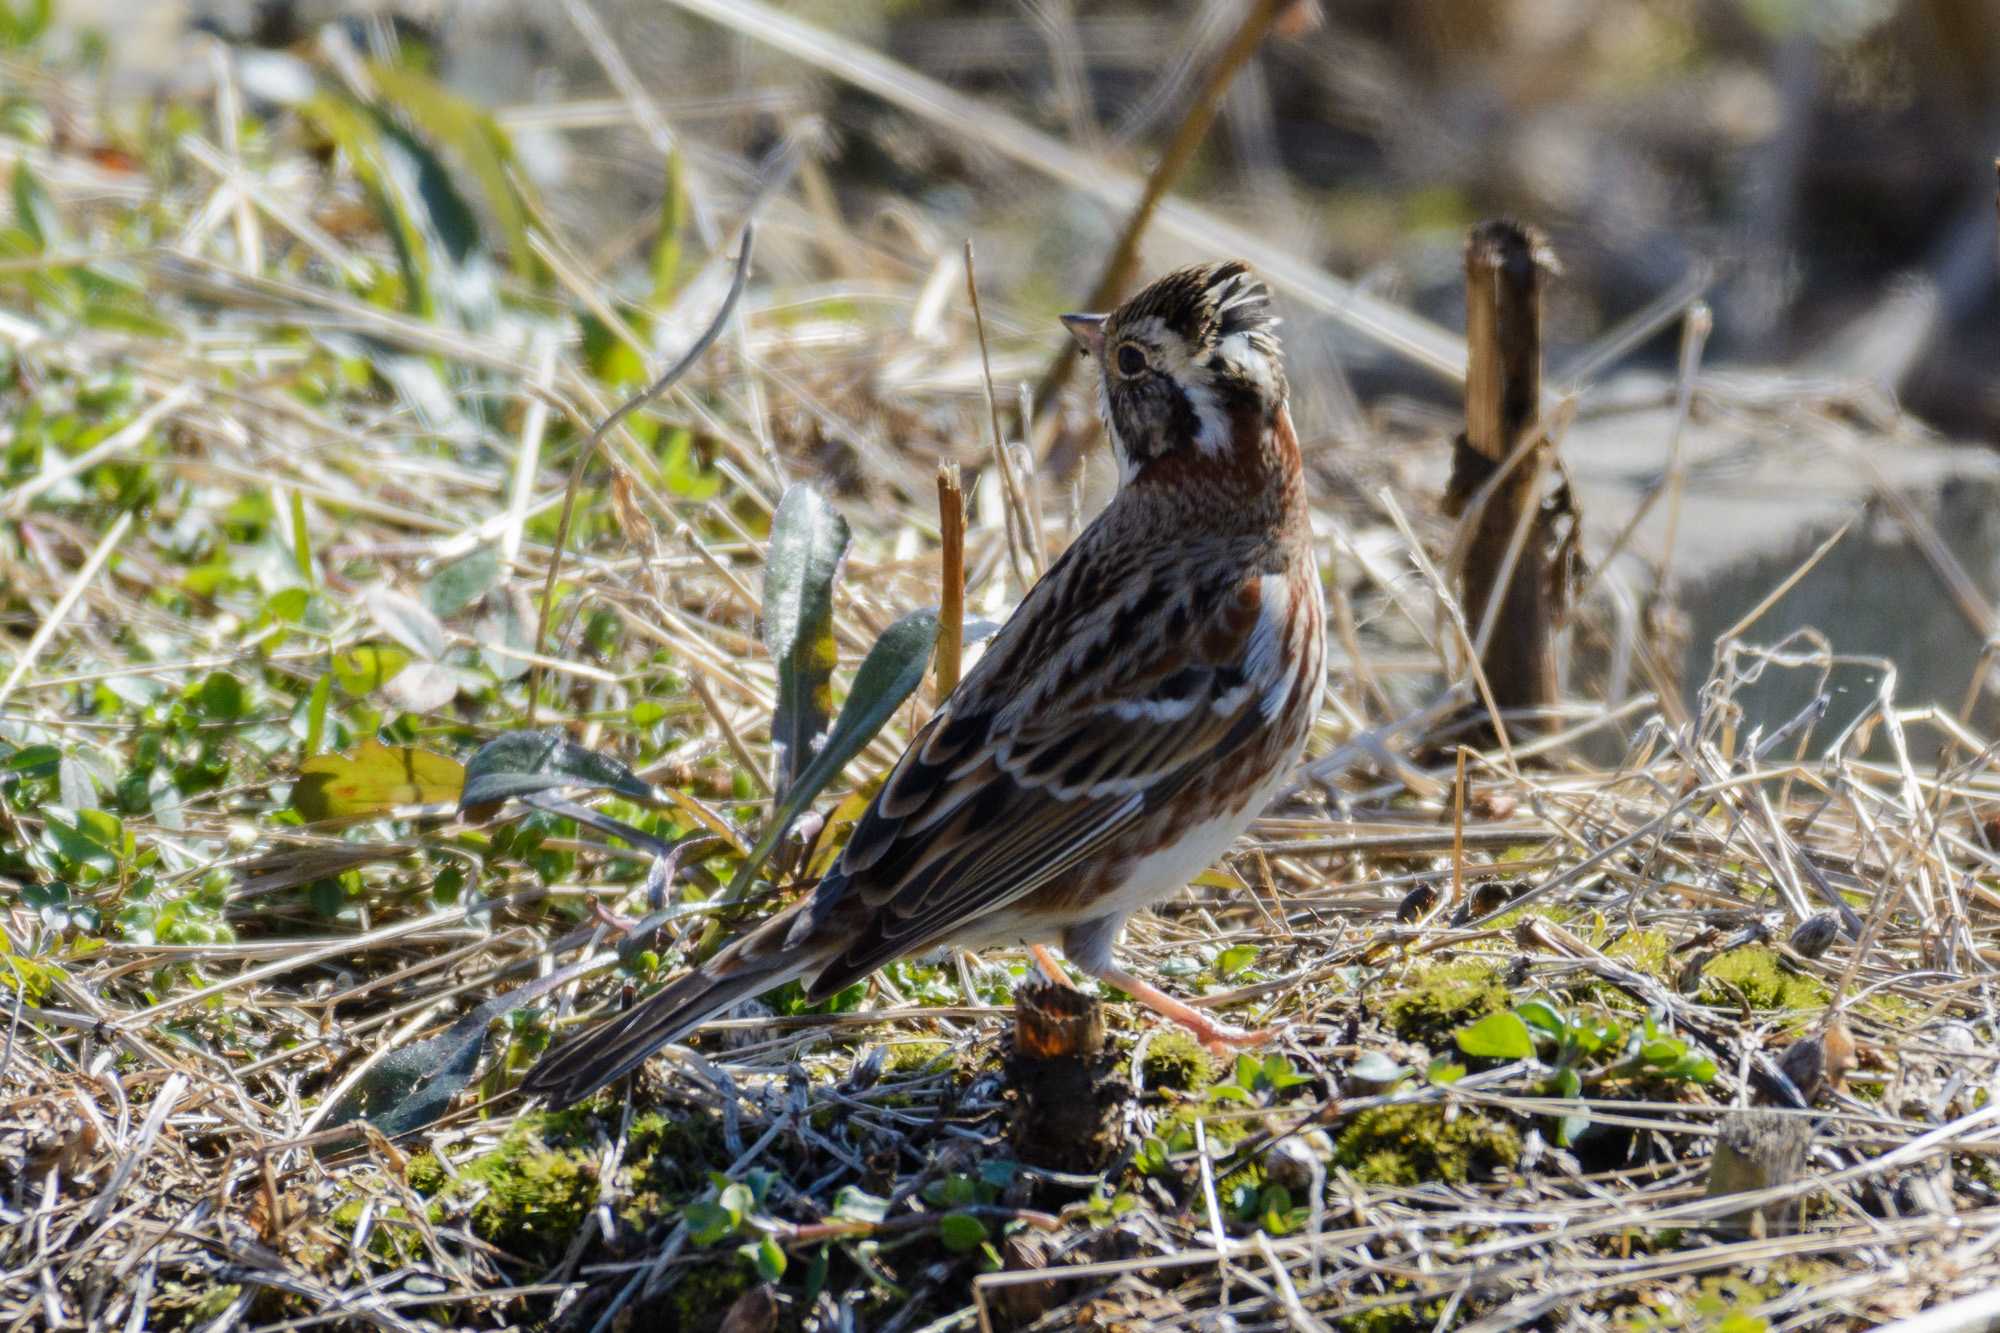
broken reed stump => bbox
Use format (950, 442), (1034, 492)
(1705, 1108), (1814, 1238)
(1445, 220), (1567, 735)
(1007, 979), (1128, 1174)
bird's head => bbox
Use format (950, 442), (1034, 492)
(1063, 260), (1286, 484)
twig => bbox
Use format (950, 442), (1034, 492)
(936, 463), (966, 701)
(964, 240), (1039, 582)
(1030, 0), (1298, 423)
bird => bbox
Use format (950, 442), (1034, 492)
(523, 260), (1325, 1107)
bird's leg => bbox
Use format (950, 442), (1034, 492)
(1030, 945), (1074, 988)
(1084, 959), (1274, 1052)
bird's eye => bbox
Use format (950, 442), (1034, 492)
(1115, 343), (1147, 377)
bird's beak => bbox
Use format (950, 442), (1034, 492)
(1060, 312), (1107, 359)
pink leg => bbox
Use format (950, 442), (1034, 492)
(1084, 959), (1277, 1052)
(1029, 945), (1074, 988)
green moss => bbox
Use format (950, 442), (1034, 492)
(1141, 1031), (1218, 1091)
(406, 1151), (446, 1195)
(1606, 928), (1673, 979)
(619, 1109), (731, 1222)
(1385, 961), (1508, 1048)
(1612, 1266), (1836, 1331)
(662, 1261), (754, 1329)
(189, 1285), (244, 1323)
(458, 1122), (599, 1264)
(328, 1194), (430, 1262)
(883, 1039), (952, 1076)
(1701, 948), (1828, 1012)
(1333, 1104), (1520, 1186)
(1338, 1287), (1448, 1333)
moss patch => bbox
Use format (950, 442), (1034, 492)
(1606, 928), (1673, 979)
(406, 1151), (446, 1195)
(883, 1039), (953, 1076)
(1334, 1104), (1520, 1186)
(655, 1262), (755, 1331)
(1337, 1286), (1449, 1333)
(1385, 960), (1508, 1048)
(1702, 948), (1828, 1012)
(458, 1121), (600, 1265)
(1140, 1031), (1218, 1091)
(1612, 1263), (1836, 1331)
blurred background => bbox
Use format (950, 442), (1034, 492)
(64, 0), (2000, 440)
(27, 0), (2000, 736)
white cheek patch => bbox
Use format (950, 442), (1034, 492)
(1214, 333), (1281, 399)
(1181, 378), (1232, 461)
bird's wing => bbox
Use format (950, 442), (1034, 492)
(797, 525), (1302, 995)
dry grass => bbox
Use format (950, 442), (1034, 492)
(4, 8), (2000, 1332)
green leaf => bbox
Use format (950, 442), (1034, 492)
(1216, 943), (1259, 979)
(1514, 999), (1565, 1038)
(1673, 1054), (1718, 1083)
(761, 484), (851, 793)
(287, 488), (314, 585)
(723, 607), (937, 901)
(424, 546), (501, 618)
(293, 742), (466, 819)
(661, 428), (720, 501)
(1455, 1011), (1535, 1060)
(1, 0), (52, 46)
(1426, 1058), (1467, 1085)
(10, 161), (57, 251)
(303, 671), (332, 758)
(194, 671), (247, 720)
(368, 63), (533, 278)
(742, 1234), (787, 1281)
(648, 149), (685, 308)
(334, 644), (413, 695)
(41, 807), (126, 879)
(1640, 1039), (1685, 1066)
(79, 300), (176, 338)
(300, 94), (435, 315)
(1261, 1053), (1312, 1091)
(457, 729), (655, 819)
(4, 744), (61, 777)
(937, 1212), (987, 1254)
(1550, 1065), (1582, 1099)
(687, 1200), (739, 1245)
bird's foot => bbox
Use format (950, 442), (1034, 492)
(1088, 961), (1280, 1054)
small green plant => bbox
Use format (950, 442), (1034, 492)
(1208, 1051), (1316, 1106)
(1455, 1001), (1717, 1144)
(684, 1169), (788, 1281)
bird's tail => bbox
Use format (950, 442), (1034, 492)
(520, 913), (814, 1107)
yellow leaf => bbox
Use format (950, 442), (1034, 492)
(1193, 866), (1249, 892)
(293, 742), (465, 820)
